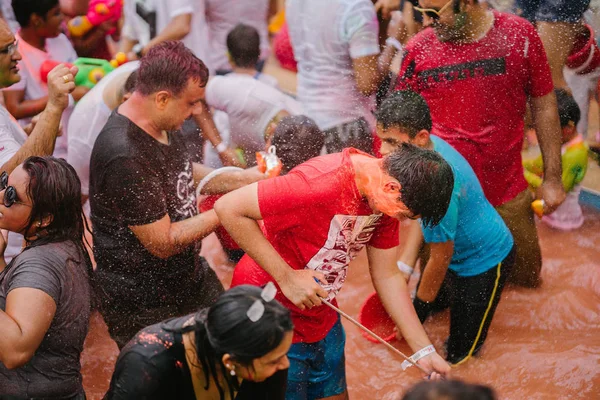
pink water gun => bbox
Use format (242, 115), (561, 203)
(67, 0), (123, 38)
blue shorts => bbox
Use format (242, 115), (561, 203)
(285, 317), (347, 400)
(515, 0), (590, 23)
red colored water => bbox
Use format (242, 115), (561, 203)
(81, 206), (600, 399)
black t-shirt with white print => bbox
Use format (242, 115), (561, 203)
(89, 111), (210, 308)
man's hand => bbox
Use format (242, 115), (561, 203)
(22, 114), (41, 136)
(375, 0), (401, 19)
(537, 179), (566, 214)
(417, 352), (451, 379)
(46, 64), (77, 112)
(72, 85), (90, 102)
(219, 147), (246, 168)
(279, 269), (328, 310)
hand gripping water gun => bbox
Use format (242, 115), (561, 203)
(256, 146), (283, 178)
(67, 0), (124, 38)
(40, 53), (129, 88)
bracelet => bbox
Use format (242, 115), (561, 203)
(385, 37), (403, 52)
(196, 166), (243, 197)
(397, 260), (414, 275)
(215, 142), (228, 154)
(401, 345), (436, 371)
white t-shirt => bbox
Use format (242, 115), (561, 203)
(286, 0), (380, 130)
(67, 61), (140, 212)
(202, 72), (279, 168)
(7, 33), (78, 159)
(122, 0), (209, 67)
(204, 0), (270, 72)
(205, 73), (302, 155)
(0, 104), (27, 263)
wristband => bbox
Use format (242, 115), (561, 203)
(397, 260), (414, 275)
(215, 142), (228, 154)
(196, 166), (243, 197)
(385, 37), (403, 52)
(401, 345), (436, 370)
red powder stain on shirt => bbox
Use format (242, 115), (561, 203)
(175, 360), (183, 369)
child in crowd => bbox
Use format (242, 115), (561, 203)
(200, 115), (325, 263)
(523, 89), (589, 230)
(4, 0), (89, 159)
(378, 91), (515, 365)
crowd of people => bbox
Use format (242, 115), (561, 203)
(0, 0), (596, 399)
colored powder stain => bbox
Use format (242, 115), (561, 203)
(137, 332), (173, 349)
(175, 360), (183, 369)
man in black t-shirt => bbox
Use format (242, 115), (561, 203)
(89, 41), (262, 348)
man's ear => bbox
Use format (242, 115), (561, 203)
(383, 180), (401, 195)
(155, 91), (171, 110)
(413, 129), (430, 147)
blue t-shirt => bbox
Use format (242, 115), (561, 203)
(421, 136), (513, 277)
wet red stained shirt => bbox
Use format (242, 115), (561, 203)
(395, 11), (553, 206)
(231, 148), (399, 343)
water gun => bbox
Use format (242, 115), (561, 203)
(40, 53), (129, 88)
(531, 199), (545, 218)
(67, 0), (123, 38)
(256, 146), (283, 178)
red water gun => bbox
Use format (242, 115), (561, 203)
(40, 53), (129, 88)
(67, 0), (123, 38)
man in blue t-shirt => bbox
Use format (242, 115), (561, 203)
(375, 90), (516, 365)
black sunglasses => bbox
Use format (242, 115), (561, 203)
(0, 171), (30, 208)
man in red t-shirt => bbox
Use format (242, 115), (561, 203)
(215, 144), (454, 399)
(395, 0), (566, 287)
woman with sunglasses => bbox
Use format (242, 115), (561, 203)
(0, 156), (94, 399)
(105, 284), (293, 400)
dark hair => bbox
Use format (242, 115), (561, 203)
(554, 88), (580, 127)
(123, 69), (138, 94)
(383, 143), (454, 227)
(375, 91), (432, 138)
(178, 285), (293, 400)
(21, 156), (96, 301)
(402, 380), (496, 400)
(271, 115), (324, 172)
(136, 41), (209, 96)
(227, 24), (261, 68)
(12, 0), (58, 27)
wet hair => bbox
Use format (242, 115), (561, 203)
(554, 89), (580, 127)
(12, 0), (58, 27)
(116, 69), (138, 102)
(136, 41), (209, 96)
(375, 91), (432, 138)
(20, 157), (96, 301)
(402, 380), (496, 400)
(382, 143), (454, 227)
(227, 24), (261, 68)
(176, 285), (293, 400)
(123, 69), (138, 94)
(271, 115), (324, 172)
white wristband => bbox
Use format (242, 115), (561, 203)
(401, 345), (436, 371)
(215, 142), (228, 154)
(397, 261), (414, 275)
(386, 37), (403, 52)
(196, 166), (243, 197)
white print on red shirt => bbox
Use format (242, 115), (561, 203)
(306, 214), (383, 300)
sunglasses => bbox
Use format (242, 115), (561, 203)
(0, 171), (30, 208)
(414, 0), (454, 20)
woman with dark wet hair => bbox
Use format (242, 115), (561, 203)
(0, 156), (94, 399)
(106, 284), (293, 400)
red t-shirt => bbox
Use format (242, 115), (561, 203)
(231, 148), (399, 343)
(395, 11), (553, 206)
